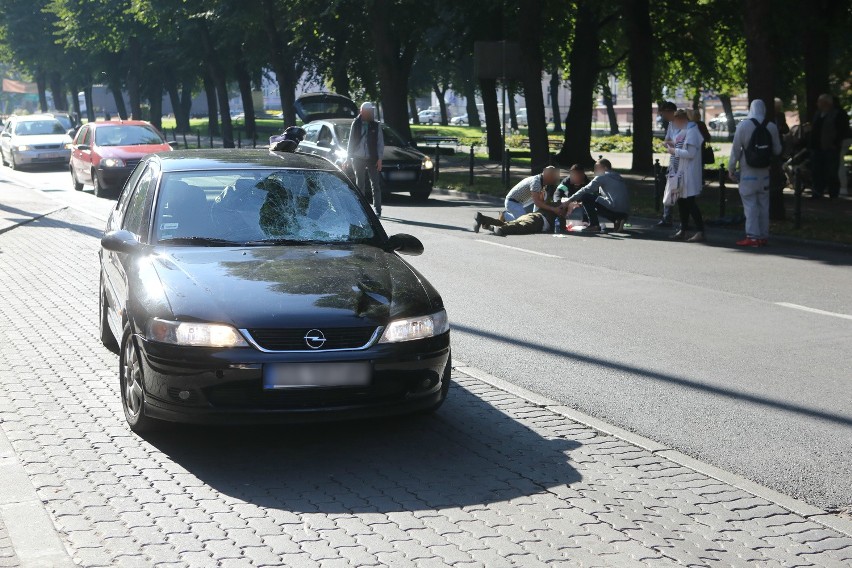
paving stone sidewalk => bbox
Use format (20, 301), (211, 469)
(0, 207), (850, 567)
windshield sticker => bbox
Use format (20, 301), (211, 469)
(161, 223), (179, 230)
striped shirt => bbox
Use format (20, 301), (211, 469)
(506, 174), (544, 206)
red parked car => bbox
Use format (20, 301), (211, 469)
(69, 120), (174, 197)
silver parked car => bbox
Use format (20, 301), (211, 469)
(0, 115), (73, 169)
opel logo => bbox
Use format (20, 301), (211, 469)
(304, 329), (326, 349)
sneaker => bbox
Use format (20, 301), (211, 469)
(736, 237), (760, 247)
(493, 226), (506, 237)
(687, 231), (705, 243)
(613, 219), (625, 232)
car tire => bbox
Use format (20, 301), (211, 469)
(120, 323), (160, 433)
(92, 169), (109, 198)
(410, 186), (432, 201)
(419, 357), (452, 415)
(71, 166), (84, 191)
(99, 282), (119, 354)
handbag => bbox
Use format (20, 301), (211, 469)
(702, 144), (715, 165)
(663, 171), (683, 206)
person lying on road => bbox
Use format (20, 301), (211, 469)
(478, 166), (562, 228)
(474, 201), (571, 237)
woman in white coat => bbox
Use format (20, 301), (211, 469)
(727, 99), (782, 247)
(666, 109), (706, 242)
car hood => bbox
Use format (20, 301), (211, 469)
(382, 145), (425, 164)
(96, 144), (171, 159)
(147, 244), (433, 329)
(13, 134), (71, 146)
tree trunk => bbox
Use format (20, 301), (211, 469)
(549, 67), (562, 134)
(35, 69), (48, 112)
(464, 78), (481, 128)
(261, 0), (297, 127)
(480, 78), (502, 161)
(624, 0), (654, 172)
(800, 0), (834, 119)
(147, 78), (163, 131)
(83, 85), (95, 123)
(108, 76), (128, 120)
(600, 78), (619, 135)
(49, 72), (68, 111)
(556, 1), (598, 168)
(69, 82), (82, 124)
(369, 0), (415, 141)
(235, 59), (257, 140)
(719, 94), (736, 139)
(179, 84), (193, 131)
(165, 73), (190, 133)
(408, 97), (420, 125)
(202, 72), (219, 136)
(744, 0), (775, 123)
(517, 0), (549, 172)
(433, 83), (449, 125)
(507, 82), (519, 130)
(197, 21), (233, 147)
(126, 39), (142, 119)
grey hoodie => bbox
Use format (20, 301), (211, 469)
(567, 171), (630, 214)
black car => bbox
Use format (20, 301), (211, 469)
(99, 149), (451, 432)
(294, 93), (435, 201)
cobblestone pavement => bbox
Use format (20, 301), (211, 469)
(0, 207), (850, 567)
(0, 517), (19, 568)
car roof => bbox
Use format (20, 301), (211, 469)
(13, 114), (62, 122)
(88, 120), (154, 127)
(150, 149), (337, 172)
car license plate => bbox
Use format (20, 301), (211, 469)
(40, 153), (62, 160)
(262, 362), (370, 389)
(387, 170), (417, 181)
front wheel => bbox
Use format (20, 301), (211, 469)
(120, 324), (160, 433)
(410, 186), (432, 202)
(71, 166), (84, 191)
(92, 169), (109, 198)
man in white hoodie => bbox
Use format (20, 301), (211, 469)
(728, 99), (782, 247)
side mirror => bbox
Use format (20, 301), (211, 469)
(101, 230), (140, 253)
(0, 132), (10, 138)
(77, 144), (90, 152)
(385, 233), (424, 256)
(167, 141), (180, 149)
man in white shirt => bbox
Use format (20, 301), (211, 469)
(473, 166), (564, 234)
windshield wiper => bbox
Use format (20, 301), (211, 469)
(158, 237), (243, 246)
(243, 238), (332, 246)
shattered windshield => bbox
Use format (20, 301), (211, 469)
(153, 169), (377, 245)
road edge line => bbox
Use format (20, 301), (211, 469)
(0, 423), (75, 567)
(451, 361), (852, 537)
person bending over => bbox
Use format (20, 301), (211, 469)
(488, 165), (561, 224)
(565, 159), (630, 233)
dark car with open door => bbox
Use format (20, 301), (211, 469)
(99, 149), (450, 432)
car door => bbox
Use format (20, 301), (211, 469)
(0, 120), (12, 158)
(78, 127), (95, 182)
(102, 163), (157, 330)
(70, 125), (88, 177)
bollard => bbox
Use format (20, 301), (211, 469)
(718, 164), (727, 219)
(209, 131), (213, 148)
(505, 148), (511, 191)
(434, 143), (440, 182)
(182, 132), (188, 149)
(469, 144), (475, 186)
(653, 159), (662, 212)
(236, 129), (242, 148)
(196, 130), (201, 149)
(252, 135), (257, 149)
(794, 167), (803, 229)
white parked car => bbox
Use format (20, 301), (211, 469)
(0, 115), (73, 170)
(450, 113), (484, 125)
(417, 109), (442, 124)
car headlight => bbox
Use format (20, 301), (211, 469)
(146, 319), (248, 348)
(15, 145), (30, 152)
(64, 143), (74, 150)
(422, 157), (434, 170)
(101, 158), (126, 168)
(379, 310), (449, 343)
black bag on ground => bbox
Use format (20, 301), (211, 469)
(744, 118), (773, 168)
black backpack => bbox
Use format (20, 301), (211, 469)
(744, 118), (773, 168)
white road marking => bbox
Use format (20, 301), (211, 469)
(776, 302), (852, 321)
(475, 239), (562, 259)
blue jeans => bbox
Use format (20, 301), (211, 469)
(503, 198), (528, 221)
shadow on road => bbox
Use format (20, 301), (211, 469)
(452, 324), (852, 428)
(143, 383), (582, 513)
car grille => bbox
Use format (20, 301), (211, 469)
(245, 327), (379, 351)
(33, 144), (62, 150)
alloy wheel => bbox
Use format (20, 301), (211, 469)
(121, 337), (144, 418)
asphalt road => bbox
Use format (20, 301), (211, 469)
(2, 164), (850, 514)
